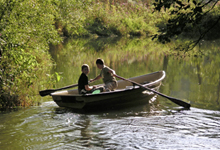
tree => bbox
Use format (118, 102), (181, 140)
(153, 0), (220, 51)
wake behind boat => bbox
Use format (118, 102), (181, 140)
(51, 71), (166, 110)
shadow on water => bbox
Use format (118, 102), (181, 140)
(53, 95), (151, 112)
(53, 100), (153, 116)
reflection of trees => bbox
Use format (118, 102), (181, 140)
(196, 64), (202, 85)
(85, 36), (121, 52)
(160, 40), (220, 110)
(162, 55), (169, 72)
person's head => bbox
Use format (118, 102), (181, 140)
(96, 58), (104, 69)
(81, 64), (90, 75)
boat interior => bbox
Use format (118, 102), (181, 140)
(51, 71), (165, 96)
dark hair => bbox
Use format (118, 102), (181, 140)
(81, 64), (89, 70)
(96, 58), (104, 65)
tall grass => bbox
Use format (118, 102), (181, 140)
(58, 0), (160, 37)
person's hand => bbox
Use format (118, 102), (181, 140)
(89, 79), (94, 82)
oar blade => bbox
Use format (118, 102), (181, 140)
(39, 89), (56, 97)
(39, 83), (79, 97)
(168, 97), (191, 109)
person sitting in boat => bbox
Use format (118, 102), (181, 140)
(78, 64), (96, 94)
(90, 58), (118, 91)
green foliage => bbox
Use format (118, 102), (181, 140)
(153, 0), (220, 50)
(0, 0), (61, 108)
(55, 0), (159, 37)
(56, 0), (91, 36)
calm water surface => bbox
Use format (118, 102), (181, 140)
(1, 37), (220, 149)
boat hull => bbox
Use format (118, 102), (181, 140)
(51, 71), (166, 110)
(53, 87), (157, 110)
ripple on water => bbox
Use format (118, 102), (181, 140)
(1, 102), (220, 150)
(88, 108), (220, 150)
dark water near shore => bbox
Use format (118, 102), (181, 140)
(1, 37), (220, 149)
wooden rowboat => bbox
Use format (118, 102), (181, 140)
(51, 71), (166, 110)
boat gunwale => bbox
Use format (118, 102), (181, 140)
(51, 70), (166, 97)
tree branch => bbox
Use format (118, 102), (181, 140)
(189, 15), (220, 51)
(203, 0), (219, 15)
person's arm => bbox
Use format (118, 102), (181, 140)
(108, 69), (116, 76)
(85, 84), (94, 91)
(90, 75), (102, 82)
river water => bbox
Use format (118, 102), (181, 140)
(1, 37), (220, 149)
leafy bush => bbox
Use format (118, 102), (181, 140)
(0, 0), (61, 108)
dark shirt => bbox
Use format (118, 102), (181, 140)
(78, 73), (89, 94)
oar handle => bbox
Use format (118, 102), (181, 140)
(115, 74), (152, 90)
(39, 81), (95, 97)
(57, 83), (78, 91)
(57, 80), (93, 91)
(115, 75), (151, 90)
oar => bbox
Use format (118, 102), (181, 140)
(39, 83), (78, 97)
(115, 75), (191, 109)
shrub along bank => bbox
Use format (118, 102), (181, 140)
(0, 0), (61, 108)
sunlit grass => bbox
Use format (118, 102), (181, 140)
(59, 0), (160, 37)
